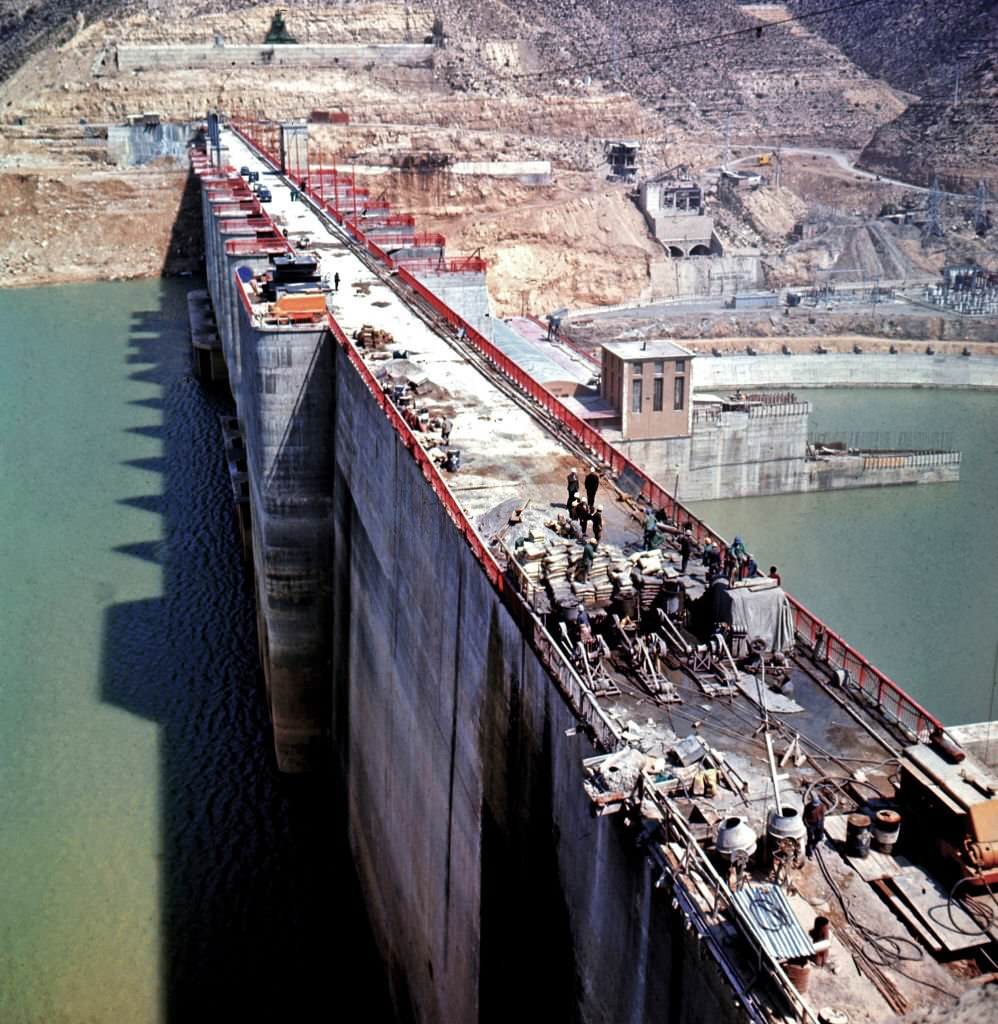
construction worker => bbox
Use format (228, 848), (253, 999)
(576, 499), (591, 536)
(584, 467), (600, 510)
(642, 508), (659, 551)
(769, 565), (782, 586)
(576, 603), (592, 642)
(566, 468), (579, 507)
(804, 793), (826, 859)
(440, 416), (452, 445)
(729, 535), (748, 582)
(678, 525), (694, 574)
(590, 505), (604, 543)
(333, 272), (340, 292)
(730, 535), (748, 566)
(578, 538), (597, 582)
(702, 540), (720, 576)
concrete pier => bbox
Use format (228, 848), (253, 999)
(187, 288), (227, 385)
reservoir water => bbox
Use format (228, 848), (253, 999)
(3, 281), (995, 1023)
(690, 387), (998, 728)
(0, 281), (390, 1023)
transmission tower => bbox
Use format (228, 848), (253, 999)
(975, 180), (990, 236)
(921, 177), (945, 248)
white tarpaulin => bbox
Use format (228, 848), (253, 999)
(729, 580), (795, 652)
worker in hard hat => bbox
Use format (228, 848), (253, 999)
(576, 603), (593, 643)
(590, 505), (604, 544)
(676, 525), (695, 574)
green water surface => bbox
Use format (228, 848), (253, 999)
(690, 388), (998, 727)
(0, 280), (387, 1024)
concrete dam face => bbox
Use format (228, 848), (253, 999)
(198, 167), (747, 1023)
(195, 132), (995, 1024)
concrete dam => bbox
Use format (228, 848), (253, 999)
(193, 124), (998, 1023)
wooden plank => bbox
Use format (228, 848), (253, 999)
(873, 880), (943, 954)
(824, 815), (911, 882)
(900, 757), (965, 816)
(905, 744), (984, 810)
(892, 869), (990, 952)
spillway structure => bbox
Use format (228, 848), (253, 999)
(190, 122), (998, 1023)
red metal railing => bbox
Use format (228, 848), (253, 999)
(213, 201), (262, 215)
(327, 313), (503, 589)
(527, 314), (601, 369)
(207, 186), (253, 200)
(224, 237), (292, 256)
(232, 117), (282, 169)
(345, 214), (415, 232)
(787, 597), (939, 740)
(218, 217), (272, 233)
(355, 232), (446, 249)
(396, 257), (488, 274)
(220, 122), (944, 744)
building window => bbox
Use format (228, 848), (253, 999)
(632, 361), (643, 375)
(653, 377), (664, 411)
(631, 378), (643, 414)
(653, 360), (664, 376)
(674, 375), (685, 410)
(675, 359), (686, 373)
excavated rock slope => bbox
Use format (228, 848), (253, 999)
(811, 0), (998, 187)
(437, 0), (905, 149)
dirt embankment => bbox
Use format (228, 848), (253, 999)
(0, 163), (200, 287)
(371, 169), (665, 315)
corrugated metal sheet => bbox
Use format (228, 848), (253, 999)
(731, 883), (815, 962)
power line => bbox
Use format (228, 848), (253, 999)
(507, 0), (925, 82)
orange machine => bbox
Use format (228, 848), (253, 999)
(269, 293), (327, 323)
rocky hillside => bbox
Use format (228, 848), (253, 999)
(436, 0), (905, 149)
(803, 0), (996, 94)
(0, 0), (117, 83)
(807, 0), (998, 187)
(859, 54), (998, 191)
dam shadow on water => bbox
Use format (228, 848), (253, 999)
(98, 282), (394, 1022)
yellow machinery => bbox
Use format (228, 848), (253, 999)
(756, 153), (772, 167)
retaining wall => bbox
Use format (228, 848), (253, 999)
(116, 43), (433, 72)
(693, 353), (998, 391)
(807, 452), (960, 491)
(648, 252), (762, 299)
(106, 121), (194, 166)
